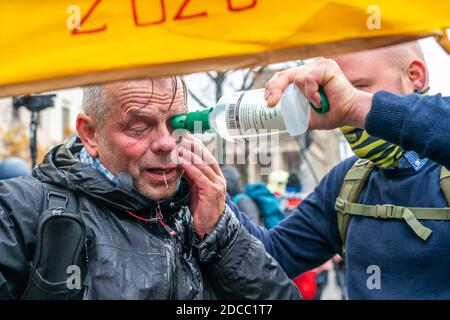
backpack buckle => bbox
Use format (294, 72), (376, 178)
(376, 204), (395, 218)
(335, 197), (346, 211)
(46, 191), (69, 208)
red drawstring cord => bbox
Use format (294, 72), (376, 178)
(125, 208), (176, 237)
(125, 210), (152, 222)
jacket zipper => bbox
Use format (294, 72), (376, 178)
(156, 204), (176, 237)
(84, 240), (89, 265)
(166, 247), (175, 300)
(125, 205), (177, 298)
(155, 204), (176, 299)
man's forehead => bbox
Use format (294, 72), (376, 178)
(109, 78), (183, 96)
(331, 50), (380, 68)
(330, 51), (387, 82)
(106, 78), (186, 112)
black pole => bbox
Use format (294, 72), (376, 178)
(29, 111), (38, 168)
(12, 94), (56, 169)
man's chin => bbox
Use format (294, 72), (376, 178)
(138, 181), (180, 202)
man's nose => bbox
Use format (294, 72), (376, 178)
(150, 124), (176, 154)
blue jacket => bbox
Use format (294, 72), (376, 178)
(230, 158), (450, 299)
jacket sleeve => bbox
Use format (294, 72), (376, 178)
(196, 205), (301, 300)
(231, 158), (356, 279)
(0, 177), (42, 299)
(366, 91), (450, 168)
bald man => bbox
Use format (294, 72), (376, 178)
(231, 42), (450, 299)
(264, 42), (450, 169)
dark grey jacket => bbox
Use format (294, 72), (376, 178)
(0, 138), (300, 300)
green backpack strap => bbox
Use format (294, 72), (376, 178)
(335, 159), (374, 252)
(440, 166), (450, 205)
(335, 165), (450, 253)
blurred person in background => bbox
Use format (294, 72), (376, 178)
(267, 170), (289, 197)
(0, 157), (31, 180)
(221, 165), (263, 225)
(281, 172), (308, 216)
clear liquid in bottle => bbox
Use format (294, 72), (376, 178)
(209, 84), (310, 141)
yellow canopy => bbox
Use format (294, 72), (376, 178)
(1, 0), (449, 97)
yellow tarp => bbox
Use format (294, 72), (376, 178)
(1, 0), (449, 97)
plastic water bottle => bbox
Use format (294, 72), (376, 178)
(170, 84), (328, 141)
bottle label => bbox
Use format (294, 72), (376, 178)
(224, 89), (287, 136)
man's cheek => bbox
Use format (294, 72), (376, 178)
(123, 145), (148, 165)
(115, 134), (148, 150)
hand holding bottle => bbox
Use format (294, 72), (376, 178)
(170, 58), (371, 139)
(264, 59), (373, 130)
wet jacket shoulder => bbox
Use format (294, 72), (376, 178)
(198, 205), (300, 299)
(0, 176), (44, 299)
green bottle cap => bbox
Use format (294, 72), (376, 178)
(170, 108), (212, 133)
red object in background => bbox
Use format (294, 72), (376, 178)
(287, 197), (302, 209)
(293, 271), (317, 299)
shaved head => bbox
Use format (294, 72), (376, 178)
(377, 41), (425, 68)
(330, 41), (429, 95)
(331, 41), (425, 67)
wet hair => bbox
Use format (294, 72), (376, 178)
(82, 85), (108, 128)
(82, 76), (187, 128)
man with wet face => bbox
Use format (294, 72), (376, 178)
(77, 78), (225, 239)
(81, 79), (185, 201)
(0, 76), (300, 300)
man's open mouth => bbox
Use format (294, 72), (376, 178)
(145, 167), (178, 185)
(146, 167), (176, 174)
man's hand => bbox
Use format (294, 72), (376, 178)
(176, 134), (226, 239)
(264, 59), (373, 130)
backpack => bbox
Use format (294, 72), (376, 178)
(335, 159), (450, 256)
(20, 183), (87, 300)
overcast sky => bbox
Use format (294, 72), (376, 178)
(419, 37), (450, 95)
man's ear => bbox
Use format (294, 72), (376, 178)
(76, 113), (99, 157)
(407, 59), (428, 92)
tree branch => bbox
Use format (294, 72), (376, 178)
(206, 72), (217, 82)
(240, 69), (252, 90)
(242, 66), (266, 90)
(188, 89), (210, 108)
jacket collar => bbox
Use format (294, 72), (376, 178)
(33, 136), (191, 219)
